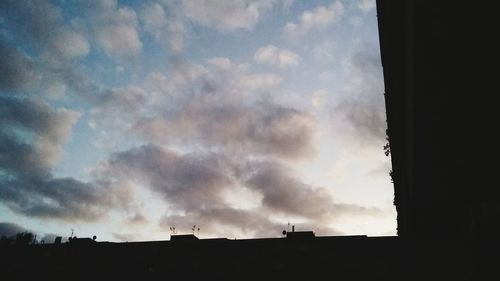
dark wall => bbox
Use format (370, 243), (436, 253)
(378, 0), (499, 279)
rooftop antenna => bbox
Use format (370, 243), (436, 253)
(192, 225), (200, 236)
(70, 229), (74, 238)
(287, 222), (290, 232)
(169, 226), (176, 235)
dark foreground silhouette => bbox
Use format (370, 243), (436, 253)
(1, 233), (405, 281)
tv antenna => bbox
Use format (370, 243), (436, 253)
(169, 226), (176, 235)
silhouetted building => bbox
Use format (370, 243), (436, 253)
(69, 237), (96, 245)
(0, 235), (405, 281)
(170, 234), (199, 242)
(285, 230), (315, 239)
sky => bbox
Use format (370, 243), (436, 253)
(0, 0), (395, 242)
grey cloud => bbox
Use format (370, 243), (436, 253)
(332, 42), (386, 145)
(0, 171), (130, 222)
(90, 85), (148, 130)
(135, 101), (316, 160)
(1, 177), (109, 221)
(0, 96), (80, 176)
(145, 101), (315, 159)
(0, 130), (47, 178)
(335, 94), (386, 142)
(0, 39), (39, 92)
(0, 1), (93, 98)
(0, 96), (128, 221)
(244, 161), (334, 219)
(0, 222), (66, 243)
(243, 160), (386, 223)
(104, 145), (235, 211)
(0, 97), (80, 144)
(98, 144), (381, 238)
(0, 0), (63, 50)
(160, 207), (284, 238)
(0, 0), (89, 59)
(0, 222), (27, 237)
(90, 59), (315, 160)
(114, 61), (316, 160)
(85, 0), (142, 57)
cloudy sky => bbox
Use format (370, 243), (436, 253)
(0, 0), (395, 242)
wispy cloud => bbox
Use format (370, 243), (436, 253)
(0, 0), (92, 97)
(86, 0), (142, 57)
(96, 144), (385, 238)
(284, 1), (344, 37)
(254, 45), (301, 69)
(331, 41), (386, 146)
(0, 96), (130, 221)
(182, 0), (277, 31)
(139, 2), (185, 53)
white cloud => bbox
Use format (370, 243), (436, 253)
(91, 3), (142, 56)
(139, 2), (184, 52)
(311, 89), (328, 108)
(357, 0), (376, 13)
(166, 20), (185, 53)
(284, 1), (344, 37)
(140, 3), (168, 38)
(53, 30), (90, 58)
(96, 24), (141, 56)
(182, 0), (276, 31)
(254, 45), (301, 69)
(237, 73), (282, 90)
(207, 57), (233, 70)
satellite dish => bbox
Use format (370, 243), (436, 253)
(282, 230), (287, 236)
